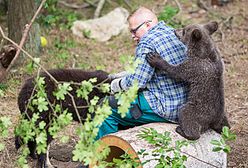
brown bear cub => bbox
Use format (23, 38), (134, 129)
(146, 21), (230, 140)
(16, 69), (112, 168)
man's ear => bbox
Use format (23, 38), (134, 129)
(192, 28), (202, 41)
(204, 21), (218, 35)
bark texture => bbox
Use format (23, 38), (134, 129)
(7, 0), (40, 65)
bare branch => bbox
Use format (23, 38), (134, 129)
(0, 0), (47, 82)
(123, 0), (132, 9)
(173, 0), (182, 16)
(197, 0), (209, 11)
(94, 0), (106, 18)
(58, 0), (98, 9)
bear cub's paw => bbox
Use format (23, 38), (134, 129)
(146, 52), (164, 68)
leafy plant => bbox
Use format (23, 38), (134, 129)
(0, 117), (12, 151)
(211, 126), (236, 153)
(103, 151), (141, 168)
(158, 5), (182, 28)
(38, 0), (79, 29)
(137, 128), (191, 167)
(25, 57), (41, 74)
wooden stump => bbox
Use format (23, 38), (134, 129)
(92, 123), (227, 168)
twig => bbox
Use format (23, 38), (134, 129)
(94, 0), (106, 18)
(228, 106), (247, 113)
(123, 0), (132, 9)
(58, 0), (98, 9)
(85, 0), (98, 8)
(197, 0), (209, 11)
(179, 150), (220, 168)
(173, 0), (182, 16)
(0, 0), (47, 82)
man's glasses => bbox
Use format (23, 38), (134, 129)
(130, 20), (152, 35)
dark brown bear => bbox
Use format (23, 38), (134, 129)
(146, 21), (230, 140)
(16, 69), (111, 168)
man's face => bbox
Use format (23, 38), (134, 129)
(128, 17), (150, 43)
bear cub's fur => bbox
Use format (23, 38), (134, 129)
(146, 21), (230, 140)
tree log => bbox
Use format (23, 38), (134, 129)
(93, 123), (227, 168)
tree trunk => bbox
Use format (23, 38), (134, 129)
(94, 123), (227, 168)
(7, 0), (40, 66)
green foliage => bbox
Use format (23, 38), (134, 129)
(116, 81), (139, 118)
(211, 126), (236, 153)
(103, 151), (141, 168)
(17, 146), (30, 168)
(82, 30), (91, 39)
(137, 128), (191, 167)
(25, 57), (41, 74)
(39, 0), (79, 29)
(76, 78), (95, 100)
(47, 37), (77, 68)
(53, 82), (73, 100)
(0, 83), (8, 91)
(158, 6), (179, 21)
(0, 83), (7, 97)
(0, 117), (12, 151)
(158, 5), (182, 28)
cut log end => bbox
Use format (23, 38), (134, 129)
(89, 135), (141, 168)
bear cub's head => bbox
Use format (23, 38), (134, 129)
(175, 21), (218, 59)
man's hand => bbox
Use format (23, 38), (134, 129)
(110, 78), (123, 94)
(108, 71), (129, 80)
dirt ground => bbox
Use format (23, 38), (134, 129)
(0, 0), (247, 167)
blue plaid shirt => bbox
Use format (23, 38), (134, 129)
(120, 21), (188, 122)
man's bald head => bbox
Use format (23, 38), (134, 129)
(128, 7), (159, 43)
(128, 7), (158, 26)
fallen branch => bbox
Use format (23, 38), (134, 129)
(58, 0), (98, 9)
(94, 0), (106, 18)
(123, 0), (132, 9)
(0, 0), (47, 82)
(173, 0), (182, 16)
(85, 0), (97, 8)
(197, 0), (209, 11)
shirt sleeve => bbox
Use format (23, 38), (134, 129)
(120, 42), (155, 90)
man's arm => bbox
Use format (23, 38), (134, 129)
(120, 43), (155, 91)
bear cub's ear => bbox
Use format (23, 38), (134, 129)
(204, 21), (218, 35)
(192, 28), (202, 41)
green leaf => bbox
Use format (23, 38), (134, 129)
(212, 147), (223, 152)
(210, 140), (221, 146)
(223, 145), (231, 153)
(36, 132), (47, 144)
(0, 116), (12, 127)
(54, 82), (72, 100)
(60, 136), (70, 143)
(39, 121), (46, 130)
(37, 97), (49, 112)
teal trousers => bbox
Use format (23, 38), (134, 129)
(96, 92), (168, 140)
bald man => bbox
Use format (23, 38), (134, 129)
(96, 7), (188, 140)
